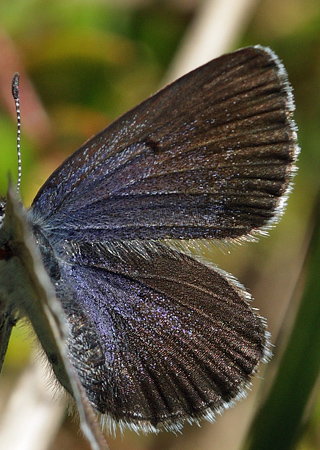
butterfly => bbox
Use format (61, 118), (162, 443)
(0, 45), (298, 437)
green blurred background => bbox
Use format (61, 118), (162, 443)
(0, 0), (319, 449)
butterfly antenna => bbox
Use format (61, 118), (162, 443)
(11, 73), (22, 193)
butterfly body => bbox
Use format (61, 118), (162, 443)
(0, 45), (298, 433)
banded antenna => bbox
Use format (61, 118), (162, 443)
(11, 73), (21, 193)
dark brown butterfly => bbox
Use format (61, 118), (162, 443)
(0, 46), (298, 436)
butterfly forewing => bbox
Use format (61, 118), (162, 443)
(30, 46), (298, 241)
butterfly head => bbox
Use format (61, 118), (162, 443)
(0, 199), (5, 228)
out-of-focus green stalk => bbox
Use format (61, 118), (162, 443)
(244, 196), (320, 450)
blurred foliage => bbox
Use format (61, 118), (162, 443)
(244, 196), (320, 450)
(0, 1), (320, 450)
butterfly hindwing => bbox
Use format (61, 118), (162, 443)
(53, 239), (268, 431)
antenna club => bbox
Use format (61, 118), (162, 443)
(11, 72), (22, 193)
(12, 72), (20, 100)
